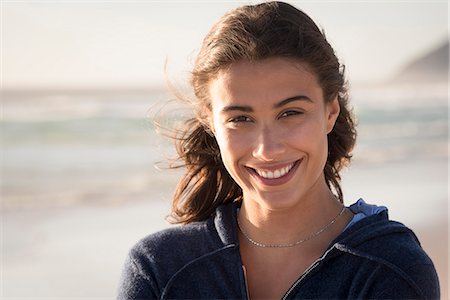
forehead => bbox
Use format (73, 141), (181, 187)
(208, 57), (323, 108)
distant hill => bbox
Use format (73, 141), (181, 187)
(392, 40), (448, 84)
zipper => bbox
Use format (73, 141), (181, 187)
(240, 258), (322, 300)
(281, 260), (321, 299)
(282, 245), (338, 299)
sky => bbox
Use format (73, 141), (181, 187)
(2, 0), (448, 89)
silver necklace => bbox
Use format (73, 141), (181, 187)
(237, 206), (346, 248)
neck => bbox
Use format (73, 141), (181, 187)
(238, 184), (344, 247)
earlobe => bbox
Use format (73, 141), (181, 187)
(326, 97), (340, 134)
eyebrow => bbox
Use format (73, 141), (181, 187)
(274, 95), (313, 108)
(221, 95), (313, 113)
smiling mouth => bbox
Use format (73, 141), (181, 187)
(246, 160), (301, 180)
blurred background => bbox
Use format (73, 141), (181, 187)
(1, 1), (448, 298)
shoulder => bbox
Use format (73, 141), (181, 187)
(346, 215), (434, 270)
(129, 218), (222, 271)
(337, 213), (440, 298)
(118, 202), (240, 299)
(130, 201), (238, 266)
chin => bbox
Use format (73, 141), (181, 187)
(246, 190), (305, 212)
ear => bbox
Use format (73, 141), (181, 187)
(326, 96), (340, 134)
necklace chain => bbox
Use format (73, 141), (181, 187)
(237, 206), (346, 248)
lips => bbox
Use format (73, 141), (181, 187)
(246, 159), (301, 186)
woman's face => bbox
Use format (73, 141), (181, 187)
(208, 57), (339, 211)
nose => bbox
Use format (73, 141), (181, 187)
(252, 126), (286, 161)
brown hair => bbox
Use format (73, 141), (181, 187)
(168, 1), (356, 224)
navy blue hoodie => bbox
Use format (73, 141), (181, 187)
(117, 201), (440, 299)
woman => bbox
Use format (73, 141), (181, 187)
(118, 2), (439, 299)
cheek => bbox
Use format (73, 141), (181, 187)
(214, 130), (251, 186)
(214, 130), (256, 187)
(212, 118), (238, 170)
(215, 129), (248, 160)
(214, 128), (234, 160)
(287, 120), (329, 157)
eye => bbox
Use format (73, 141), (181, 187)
(228, 115), (253, 124)
(279, 110), (303, 118)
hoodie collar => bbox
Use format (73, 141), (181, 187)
(213, 199), (410, 253)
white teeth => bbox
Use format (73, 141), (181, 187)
(255, 162), (295, 179)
